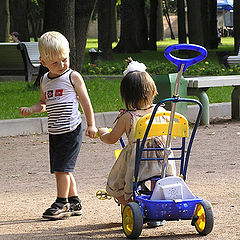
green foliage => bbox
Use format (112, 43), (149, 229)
(31, 0), (39, 6)
(0, 37), (237, 120)
(83, 37), (237, 76)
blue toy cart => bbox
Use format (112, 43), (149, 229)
(121, 44), (214, 239)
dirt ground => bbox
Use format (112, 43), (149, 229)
(0, 119), (240, 240)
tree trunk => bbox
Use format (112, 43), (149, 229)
(234, 0), (240, 54)
(113, 0), (140, 53)
(156, 0), (164, 41)
(9, 0), (29, 41)
(0, 0), (10, 42)
(98, 0), (113, 60)
(207, 0), (218, 49)
(35, 0), (75, 86)
(111, 3), (118, 43)
(201, 0), (217, 49)
(163, 0), (175, 40)
(177, 0), (187, 44)
(186, 0), (204, 46)
(135, 0), (148, 50)
(201, 0), (209, 48)
(75, 0), (97, 71)
(43, 0), (76, 68)
(148, 0), (158, 50)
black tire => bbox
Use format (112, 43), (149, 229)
(122, 202), (143, 239)
(192, 200), (214, 235)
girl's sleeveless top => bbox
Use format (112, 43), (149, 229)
(41, 69), (82, 135)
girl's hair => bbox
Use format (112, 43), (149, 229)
(120, 71), (157, 110)
(38, 31), (70, 61)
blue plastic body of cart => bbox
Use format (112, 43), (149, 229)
(164, 44), (207, 72)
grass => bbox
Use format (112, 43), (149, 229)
(0, 79), (124, 120)
(0, 37), (236, 120)
(0, 78), (233, 120)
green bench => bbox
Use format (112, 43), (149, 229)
(0, 42), (40, 82)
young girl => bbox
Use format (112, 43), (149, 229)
(98, 60), (176, 206)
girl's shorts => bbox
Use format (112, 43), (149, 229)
(49, 123), (83, 173)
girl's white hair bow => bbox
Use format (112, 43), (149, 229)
(123, 59), (147, 76)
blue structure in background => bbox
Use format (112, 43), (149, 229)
(217, 0), (233, 11)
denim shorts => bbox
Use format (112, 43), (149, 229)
(49, 123), (83, 173)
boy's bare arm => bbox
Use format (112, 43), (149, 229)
(20, 80), (46, 117)
(71, 71), (97, 137)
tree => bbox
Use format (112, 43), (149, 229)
(186, 0), (218, 49)
(148, 0), (158, 50)
(43, 0), (75, 64)
(135, 0), (148, 50)
(34, 0), (96, 86)
(156, 0), (164, 41)
(114, 0), (140, 53)
(177, 0), (187, 44)
(201, 0), (218, 49)
(186, 0), (204, 46)
(0, 0), (10, 42)
(163, 0), (175, 40)
(43, 0), (97, 71)
(234, 0), (240, 54)
(9, 0), (30, 41)
(28, 0), (44, 41)
(97, 0), (114, 60)
(75, 0), (97, 71)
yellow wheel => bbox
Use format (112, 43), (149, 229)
(122, 202), (143, 239)
(192, 200), (214, 235)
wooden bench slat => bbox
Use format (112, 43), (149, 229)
(185, 75), (240, 88)
(227, 48), (240, 65)
(22, 42), (40, 64)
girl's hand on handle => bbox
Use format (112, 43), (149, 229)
(97, 128), (111, 137)
(85, 125), (98, 138)
(20, 107), (33, 117)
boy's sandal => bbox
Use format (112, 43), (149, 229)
(96, 189), (112, 200)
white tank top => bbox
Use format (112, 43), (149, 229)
(42, 69), (82, 135)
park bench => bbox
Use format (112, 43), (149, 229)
(185, 75), (240, 125)
(226, 45), (240, 67)
(0, 42), (40, 82)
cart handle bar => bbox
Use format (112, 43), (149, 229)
(164, 44), (207, 72)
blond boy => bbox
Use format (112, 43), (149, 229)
(20, 31), (97, 220)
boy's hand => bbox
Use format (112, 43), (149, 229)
(20, 107), (33, 117)
(85, 126), (98, 138)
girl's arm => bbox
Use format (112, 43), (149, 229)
(71, 71), (98, 138)
(20, 78), (46, 117)
(98, 112), (131, 144)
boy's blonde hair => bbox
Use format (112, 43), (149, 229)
(120, 71), (158, 110)
(38, 31), (70, 61)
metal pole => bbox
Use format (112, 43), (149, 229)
(161, 64), (185, 178)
